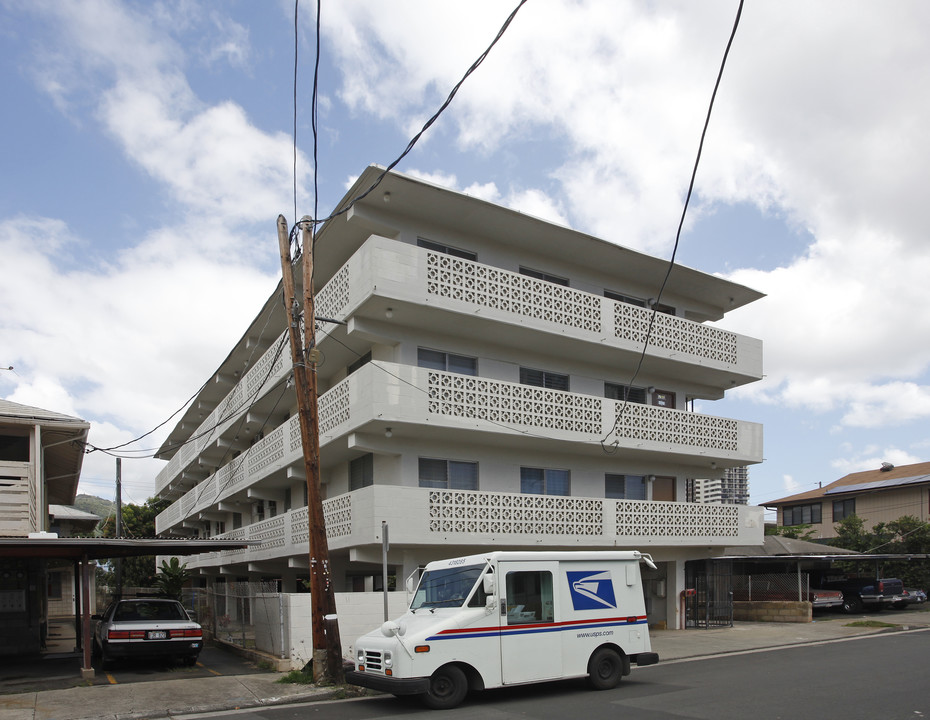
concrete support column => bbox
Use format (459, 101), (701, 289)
(666, 560), (687, 630)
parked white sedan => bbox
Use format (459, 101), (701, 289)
(92, 598), (202, 669)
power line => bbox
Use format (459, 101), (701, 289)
(601, 0), (745, 452)
(288, 0), (529, 246)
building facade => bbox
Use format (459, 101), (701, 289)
(766, 461), (930, 541)
(0, 399), (90, 654)
(153, 166), (766, 630)
(688, 466), (750, 504)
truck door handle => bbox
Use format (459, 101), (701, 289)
(500, 599), (506, 616)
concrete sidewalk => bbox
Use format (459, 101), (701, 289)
(3, 610), (928, 720)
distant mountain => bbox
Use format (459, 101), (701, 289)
(74, 494), (116, 525)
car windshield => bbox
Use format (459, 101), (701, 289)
(411, 564), (485, 610)
(114, 601), (187, 622)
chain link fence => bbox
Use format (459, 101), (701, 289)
(732, 572), (811, 602)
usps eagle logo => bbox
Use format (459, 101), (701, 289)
(567, 570), (617, 611)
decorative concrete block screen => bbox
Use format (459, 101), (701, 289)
(426, 252), (601, 333)
(615, 499), (739, 538)
(428, 490), (604, 536)
(613, 302), (737, 364)
(611, 402), (739, 452)
(427, 371), (601, 434)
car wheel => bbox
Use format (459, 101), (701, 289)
(182, 655), (198, 667)
(842, 594), (863, 614)
(422, 665), (468, 710)
(587, 648), (624, 690)
(100, 646), (113, 671)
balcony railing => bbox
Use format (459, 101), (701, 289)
(179, 486), (764, 571)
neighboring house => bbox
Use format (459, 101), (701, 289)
(47, 505), (101, 618)
(766, 460), (930, 541)
(0, 399), (90, 653)
(688, 466), (751, 505)
(153, 165), (766, 630)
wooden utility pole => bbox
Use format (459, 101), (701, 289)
(276, 215), (344, 685)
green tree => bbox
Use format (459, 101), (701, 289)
(831, 514), (930, 589)
(766, 523), (817, 541)
(153, 557), (191, 600)
(98, 496), (171, 588)
(830, 514), (871, 552)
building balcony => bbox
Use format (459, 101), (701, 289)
(155, 362), (762, 536)
(178, 485), (764, 572)
(316, 236), (763, 394)
(153, 332), (291, 498)
(155, 236), (762, 500)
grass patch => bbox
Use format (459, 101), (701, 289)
(843, 620), (898, 628)
(276, 669), (314, 684)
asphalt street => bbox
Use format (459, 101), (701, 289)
(172, 630), (930, 720)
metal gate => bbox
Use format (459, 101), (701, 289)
(684, 560), (733, 628)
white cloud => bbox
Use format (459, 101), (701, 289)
(0, 214), (277, 476)
(830, 448), (923, 477)
(319, 1), (930, 438)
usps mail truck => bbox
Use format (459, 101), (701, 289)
(346, 550), (659, 709)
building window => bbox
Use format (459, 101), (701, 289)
(215, 521), (226, 536)
(268, 500), (277, 518)
(418, 348), (477, 376)
(605, 383), (647, 404)
(604, 290), (674, 315)
(284, 487), (292, 512)
(0, 434), (29, 462)
(519, 267), (569, 286)
(348, 351), (371, 377)
(833, 498), (855, 521)
(605, 474), (646, 500)
(417, 237), (477, 261)
(254, 503), (265, 522)
(520, 367), (569, 391)
(652, 389), (676, 408)
(604, 289), (647, 308)
(783, 503), (822, 526)
(47, 571), (62, 600)
(233, 512), (242, 530)
(521, 467), (570, 496)
(505, 570), (554, 623)
(350, 453), (374, 490)
(419, 458), (478, 490)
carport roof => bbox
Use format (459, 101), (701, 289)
(0, 536), (258, 560)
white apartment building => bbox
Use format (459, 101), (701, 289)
(153, 166), (765, 630)
(688, 466), (751, 505)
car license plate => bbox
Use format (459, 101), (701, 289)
(147, 630), (167, 640)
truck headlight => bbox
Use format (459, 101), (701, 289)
(356, 648), (365, 666)
(383, 651), (393, 668)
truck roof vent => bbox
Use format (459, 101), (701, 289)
(880, 462), (894, 472)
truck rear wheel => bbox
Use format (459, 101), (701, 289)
(588, 648), (623, 690)
(422, 664), (468, 710)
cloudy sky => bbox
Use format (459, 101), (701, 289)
(2, 0), (929, 514)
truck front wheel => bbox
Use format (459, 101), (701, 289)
(422, 664), (468, 710)
(842, 594), (863, 614)
(588, 648), (623, 690)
